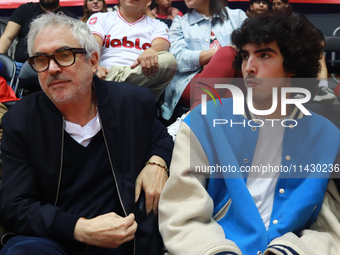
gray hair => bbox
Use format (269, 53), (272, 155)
(27, 12), (100, 60)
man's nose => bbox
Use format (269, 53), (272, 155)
(48, 59), (62, 74)
(244, 58), (257, 74)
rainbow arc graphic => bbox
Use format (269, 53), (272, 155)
(197, 82), (223, 106)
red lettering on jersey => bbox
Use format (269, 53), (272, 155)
(123, 37), (134, 48)
(89, 17), (97, 25)
(142, 43), (151, 50)
(105, 35), (111, 47)
(111, 39), (121, 48)
(135, 39), (142, 50)
(104, 37), (150, 51)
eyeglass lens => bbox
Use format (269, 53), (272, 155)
(32, 50), (75, 72)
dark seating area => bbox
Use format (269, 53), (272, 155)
(13, 61), (40, 98)
(305, 102), (340, 129)
(0, 54), (16, 88)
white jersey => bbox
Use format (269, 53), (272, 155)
(87, 10), (170, 68)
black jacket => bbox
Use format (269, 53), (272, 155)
(0, 77), (173, 254)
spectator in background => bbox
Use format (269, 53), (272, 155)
(0, 0), (76, 72)
(145, 0), (173, 28)
(80, 0), (108, 23)
(314, 29), (336, 103)
(271, 1), (336, 103)
(151, 0), (183, 21)
(246, 0), (269, 17)
(161, 0), (247, 124)
(87, 0), (177, 101)
(271, 0), (292, 15)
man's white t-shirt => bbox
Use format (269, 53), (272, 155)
(87, 10), (170, 69)
(246, 118), (284, 230)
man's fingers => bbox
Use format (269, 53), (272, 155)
(96, 66), (108, 80)
(153, 54), (159, 72)
(145, 191), (155, 215)
(148, 57), (156, 77)
(124, 214), (137, 238)
(152, 193), (160, 215)
(135, 178), (142, 203)
(123, 220), (138, 243)
(124, 213), (135, 225)
(126, 219), (138, 234)
(139, 59), (148, 76)
(130, 60), (139, 69)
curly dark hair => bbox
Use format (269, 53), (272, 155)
(231, 13), (323, 95)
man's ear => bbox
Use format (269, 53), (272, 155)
(250, 4), (254, 11)
(90, 51), (100, 74)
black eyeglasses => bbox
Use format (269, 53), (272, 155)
(28, 48), (87, 73)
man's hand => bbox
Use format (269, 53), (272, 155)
(135, 156), (168, 215)
(130, 48), (159, 78)
(96, 66), (109, 80)
(74, 213), (137, 248)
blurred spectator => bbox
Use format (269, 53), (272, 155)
(161, 0), (247, 122)
(151, 0), (183, 20)
(246, 0), (269, 17)
(271, 1), (335, 103)
(80, 0), (108, 23)
(87, 0), (177, 101)
(314, 29), (336, 103)
(0, 61), (19, 104)
(271, 0), (292, 15)
(0, 0), (76, 72)
(145, 0), (173, 28)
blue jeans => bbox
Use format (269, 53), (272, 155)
(0, 235), (122, 255)
(0, 236), (69, 255)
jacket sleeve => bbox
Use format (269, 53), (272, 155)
(169, 15), (202, 73)
(147, 117), (174, 168)
(0, 101), (79, 244)
(159, 122), (242, 255)
(264, 179), (340, 255)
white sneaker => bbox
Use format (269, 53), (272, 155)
(294, 93), (305, 99)
(313, 86), (336, 104)
(167, 114), (186, 141)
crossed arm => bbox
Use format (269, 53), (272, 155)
(94, 35), (170, 79)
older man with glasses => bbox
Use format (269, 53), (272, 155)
(0, 12), (173, 255)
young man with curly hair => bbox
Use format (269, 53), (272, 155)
(159, 13), (340, 255)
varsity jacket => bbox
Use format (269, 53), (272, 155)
(159, 98), (340, 255)
(0, 76), (173, 255)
